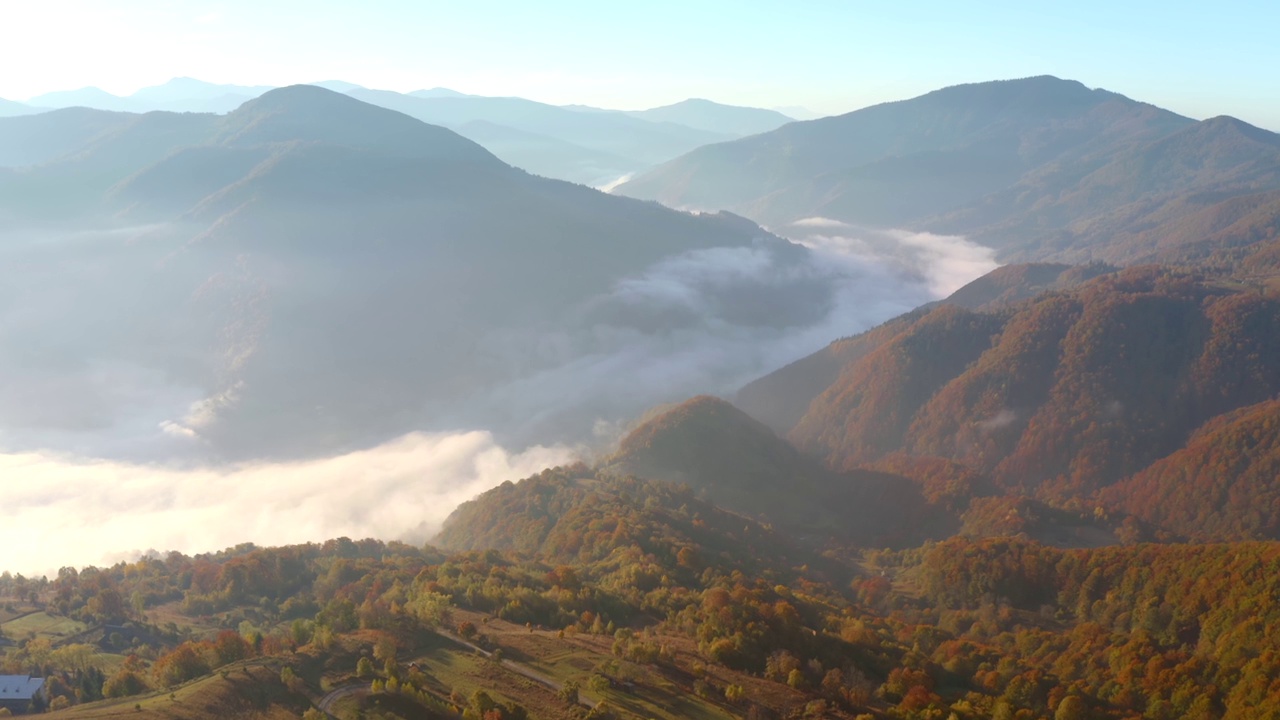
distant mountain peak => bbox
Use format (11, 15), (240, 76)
(215, 85), (502, 163)
(410, 87), (471, 99)
(918, 75), (1113, 107)
(130, 77), (273, 100)
(24, 86), (140, 112)
(1196, 115), (1280, 143)
(237, 83), (347, 109)
(627, 99), (791, 136)
(658, 98), (734, 109)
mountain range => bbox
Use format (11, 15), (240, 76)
(5, 78), (797, 186)
(617, 75), (1280, 265)
(5, 73), (1280, 531)
(8, 72), (1280, 720)
(0, 85), (826, 459)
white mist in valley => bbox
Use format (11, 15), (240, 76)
(462, 224), (997, 440)
(0, 432), (572, 577)
(0, 218), (995, 576)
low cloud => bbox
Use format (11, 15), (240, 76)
(0, 218), (999, 575)
(457, 227), (995, 446)
(0, 432), (572, 577)
(597, 173), (634, 193)
(978, 409), (1018, 431)
(792, 216), (854, 229)
(784, 218), (999, 297)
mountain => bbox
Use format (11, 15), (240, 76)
(0, 97), (40, 117)
(128, 77), (274, 113)
(943, 115), (1280, 262)
(618, 76), (1187, 218)
(602, 395), (948, 546)
(932, 261), (1118, 310)
(0, 107), (138, 167)
(734, 262), (1113, 435)
(735, 262), (1280, 541)
(0, 85), (832, 459)
(26, 79), (274, 114)
(448, 119), (637, 186)
(735, 308), (931, 437)
(625, 98), (792, 136)
(16, 81), (788, 184)
(435, 464), (824, 577)
(1, 109), (221, 218)
(306, 79), (364, 93)
(613, 76), (1280, 265)
(27, 86), (143, 112)
(1099, 398), (1280, 541)
(410, 87), (472, 98)
(345, 87), (730, 175)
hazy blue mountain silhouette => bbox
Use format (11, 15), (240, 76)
(615, 76), (1280, 263)
(130, 77), (274, 113)
(345, 87), (730, 168)
(410, 87), (473, 98)
(0, 108), (140, 166)
(626, 98), (792, 136)
(0, 97), (40, 117)
(0, 86), (827, 460)
(27, 86), (147, 112)
(448, 119), (637, 185)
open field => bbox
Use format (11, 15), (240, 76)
(2, 611), (87, 641)
(48, 657), (311, 719)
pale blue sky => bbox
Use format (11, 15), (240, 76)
(2, 0), (1277, 127)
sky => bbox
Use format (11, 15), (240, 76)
(1, 0), (1278, 127)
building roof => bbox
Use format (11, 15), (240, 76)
(0, 675), (44, 700)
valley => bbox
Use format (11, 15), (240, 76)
(3, 31), (1280, 718)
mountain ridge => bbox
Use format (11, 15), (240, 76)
(610, 75), (1280, 266)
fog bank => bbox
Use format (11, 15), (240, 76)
(0, 432), (571, 577)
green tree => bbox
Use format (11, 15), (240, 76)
(588, 674), (611, 694)
(560, 679), (580, 705)
(725, 684), (746, 703)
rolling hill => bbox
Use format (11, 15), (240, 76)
(601, 396), (949, 546)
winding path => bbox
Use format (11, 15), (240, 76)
(317, 681), (370, 718)
(434, 628), (598, 709)
(315, 630), (597, 717)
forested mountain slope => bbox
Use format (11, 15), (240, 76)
(736, 260), (1280, 541)
(601, 396), (954, 546)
